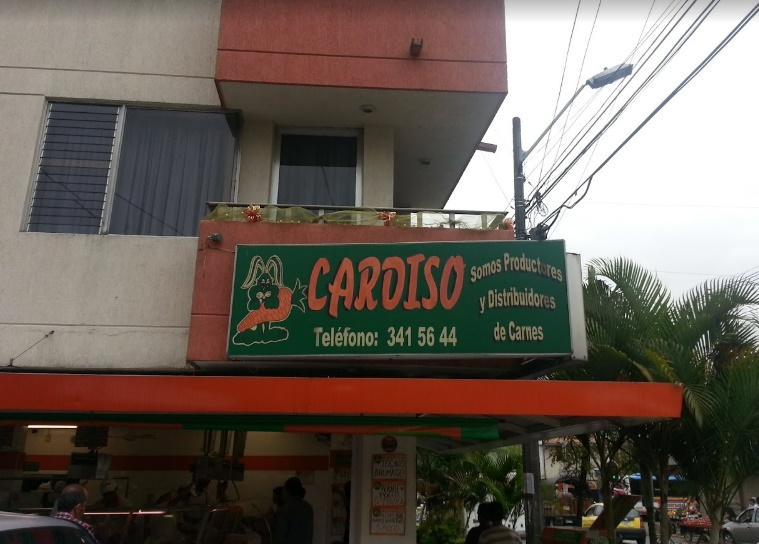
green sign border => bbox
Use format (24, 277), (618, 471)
(227, 240), (573, 359)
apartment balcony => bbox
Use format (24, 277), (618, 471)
(215, 0), (508, 210)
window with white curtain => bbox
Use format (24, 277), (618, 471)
(274, 131), (361, 207)
(27, 102), (239, 237)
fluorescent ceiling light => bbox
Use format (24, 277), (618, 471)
(27, 425), (77, 429)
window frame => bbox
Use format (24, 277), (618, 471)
(270, 127), (363, 208)
(24, 100), (241, 236)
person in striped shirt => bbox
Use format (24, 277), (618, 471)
(51, 484), (99, 543)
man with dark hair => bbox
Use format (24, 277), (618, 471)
(274, 477), (313, 544)
(466, 503), (493, 544)
(479, 501), (521, 544)
(52, 484), (99, 543)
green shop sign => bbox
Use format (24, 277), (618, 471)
(228, 240), (574, 359)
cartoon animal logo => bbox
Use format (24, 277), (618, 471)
(232, 255), (306, 346)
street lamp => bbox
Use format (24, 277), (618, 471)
(512, 63), (633, 240)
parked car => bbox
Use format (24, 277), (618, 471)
(634, 500), (663, 523)
(582, 503), (646, 544)
(721, 507), (759, 544)
(0, 511), (99, 544)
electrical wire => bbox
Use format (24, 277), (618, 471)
(543, 0), (603, 182)
(525, 0), (692, 200)
(538, 0), (584, 185)
(540, 1), (759, 232)
(523, 0), (688, 182)
(529, 0), (719, 210)
(537, 0), (722, 215)
(550, 0), (662, 230)
(527, 0), (698, 203)
(479, 153), (511, 205)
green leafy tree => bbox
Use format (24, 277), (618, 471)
(416, 447), (524, 532)
(561, 258), (759, 544)
(578, 258), (759, 544)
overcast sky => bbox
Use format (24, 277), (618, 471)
(448, 0), (759, 297)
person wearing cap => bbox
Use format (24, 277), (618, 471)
(274, 477), (313, 544)
(92, 479), (133, 510)
(174, 478), (212, 537)
(90, 479), (133, 544)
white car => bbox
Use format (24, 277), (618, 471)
(0, 511), (99, 544)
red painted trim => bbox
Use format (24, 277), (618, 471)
(215, 0), (507, 93)
(216, 51), (507, 93)
(25, 455), (69, 471)
(0, 374), (683, 419)
(23, 454), (329, 472)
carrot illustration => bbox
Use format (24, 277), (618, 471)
(237, 287), (293, 333)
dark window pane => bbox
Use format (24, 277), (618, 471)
(109, 109), (238, 237)
(277, 134), (357, 207)
(28, 102), (118, 234)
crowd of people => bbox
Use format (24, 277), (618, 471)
(46, 476), (315, 544)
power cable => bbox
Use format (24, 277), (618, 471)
(523, 0), (688, 184)
(479, 153), (511, 205)
(540, 1), (759, 232)
(526, 0), (693, 202)
(551, 0), (662, 232)
(532, 0), (583, 192)
(530, 0), (719, 210)
(528, 0), (701, 204)
(544, 0), (603, 182)
(538, 0), (723, 214)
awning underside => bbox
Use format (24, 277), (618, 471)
(0, 373), (683, 453)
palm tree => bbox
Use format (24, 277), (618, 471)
(671, 352), (759, 544)
(474, 447), (525, 525)
(561, 258), (759, 544)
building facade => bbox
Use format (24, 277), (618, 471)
(0, 2), (682, 543)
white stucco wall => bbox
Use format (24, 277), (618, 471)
(362, 126), (395, 208)
(0, 0), (397, 372)
(0, 0), (223, 370)
(237, 121), (276, 204)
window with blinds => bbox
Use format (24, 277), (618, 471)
(27, 102), (239, 237)
(28, 103), (119, 234)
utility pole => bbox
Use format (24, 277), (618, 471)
(511, 63), (633, 242)
(512, 117), (527, 241)
(523, 440), (543, 544)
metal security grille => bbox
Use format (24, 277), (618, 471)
(28, 103), (119, 233)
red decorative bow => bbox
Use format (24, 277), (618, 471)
(244, 205), (262, 223)
(378, 211), (397, 226)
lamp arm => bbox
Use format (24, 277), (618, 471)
(522, 83), (587, 160)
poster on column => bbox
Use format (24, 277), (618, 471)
(370, 452), (406, 535)
(370, 507), (406, 536)
(331, 450), (352, 537)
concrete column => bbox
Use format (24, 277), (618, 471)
(351, 435), (416, 544)
(237, 120), (276, 204)
(361, 126), (394, 208)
